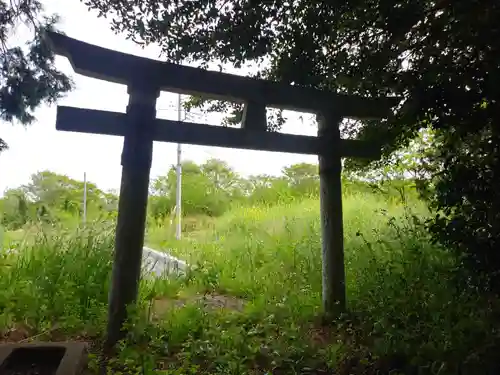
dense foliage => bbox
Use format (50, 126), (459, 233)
(0, 160), (416, 231)
(0, 170), (117, 229)
(429, 128), (500, 289)
(2, 189), (499, 375)
(0, 0), (72, 150)
(82, 0), (500, 290)
(2, 2), (500, 373)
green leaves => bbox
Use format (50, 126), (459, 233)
(148, 159), (326, 223)
(1, 171), (117, 229)
(0, 0), (73, 149)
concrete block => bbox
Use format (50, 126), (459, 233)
(0, 341), (88, 375)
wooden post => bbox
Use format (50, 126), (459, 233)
(104, 86), (159, 351)
(241, 101), (267, 131)
(317, 112), (346, 318)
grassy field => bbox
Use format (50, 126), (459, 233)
(1, 192), (499, 374)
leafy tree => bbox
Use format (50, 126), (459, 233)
(201, 158), (241, 195)
(149, 159), (237, 218)
(429, 127), (500, 289)
(102, 191), (119, 212)
(348, 129), (437, 181)
(247, 174), (293, 206)
(282, 163), (319, 197)
(84, 0), (500, 289)
(347, 128), (439, 202)
(1, 171), (118, 228)
(0, 0), (72, 150)
(1, 188), (30, 229)
(148, 195), (173, 224)
(21, 171), (113, 221)
(149, 159), (325, 218)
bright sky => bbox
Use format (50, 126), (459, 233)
(0, 0), (318, 195)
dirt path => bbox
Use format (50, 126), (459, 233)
(150, 293), (247, 318)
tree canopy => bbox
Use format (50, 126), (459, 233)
(1, 170), (117, 229)
(2, 0), (498, 289)
(82, 0), (497, 146)
(82, 0), (500, 289)
(0, 0), (72, 151)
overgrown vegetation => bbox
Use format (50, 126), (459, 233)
(1, 163), (499, 374)
(0, 0), (72, 150)
(0, 161), (417, 232)
(2, 0), (500, 373)
(83, 0), (500, 294)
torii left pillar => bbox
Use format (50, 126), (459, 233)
(104, 85), (159, 352)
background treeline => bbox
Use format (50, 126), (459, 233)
(0, 171), (119, 229)
(0, 160), (418, 231)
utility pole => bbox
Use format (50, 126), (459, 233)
(175, 94), (182, 240)
(83, 171), (87, 225)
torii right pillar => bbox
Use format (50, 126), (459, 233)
(317, 111), (348, 318)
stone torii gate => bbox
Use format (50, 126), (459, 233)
(45, 32), (397, 350)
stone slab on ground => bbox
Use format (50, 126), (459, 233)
(0, 341), (88, 375)
(141, 246), (188, 278)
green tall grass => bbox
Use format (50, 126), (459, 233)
(0, 192), (498, 374)
(0, 227), (113, 337)
(148, 194), (499, 374)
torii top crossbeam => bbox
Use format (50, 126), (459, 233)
(45, 31), (397, 119)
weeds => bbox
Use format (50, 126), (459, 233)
(1, 195), (499, 374)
